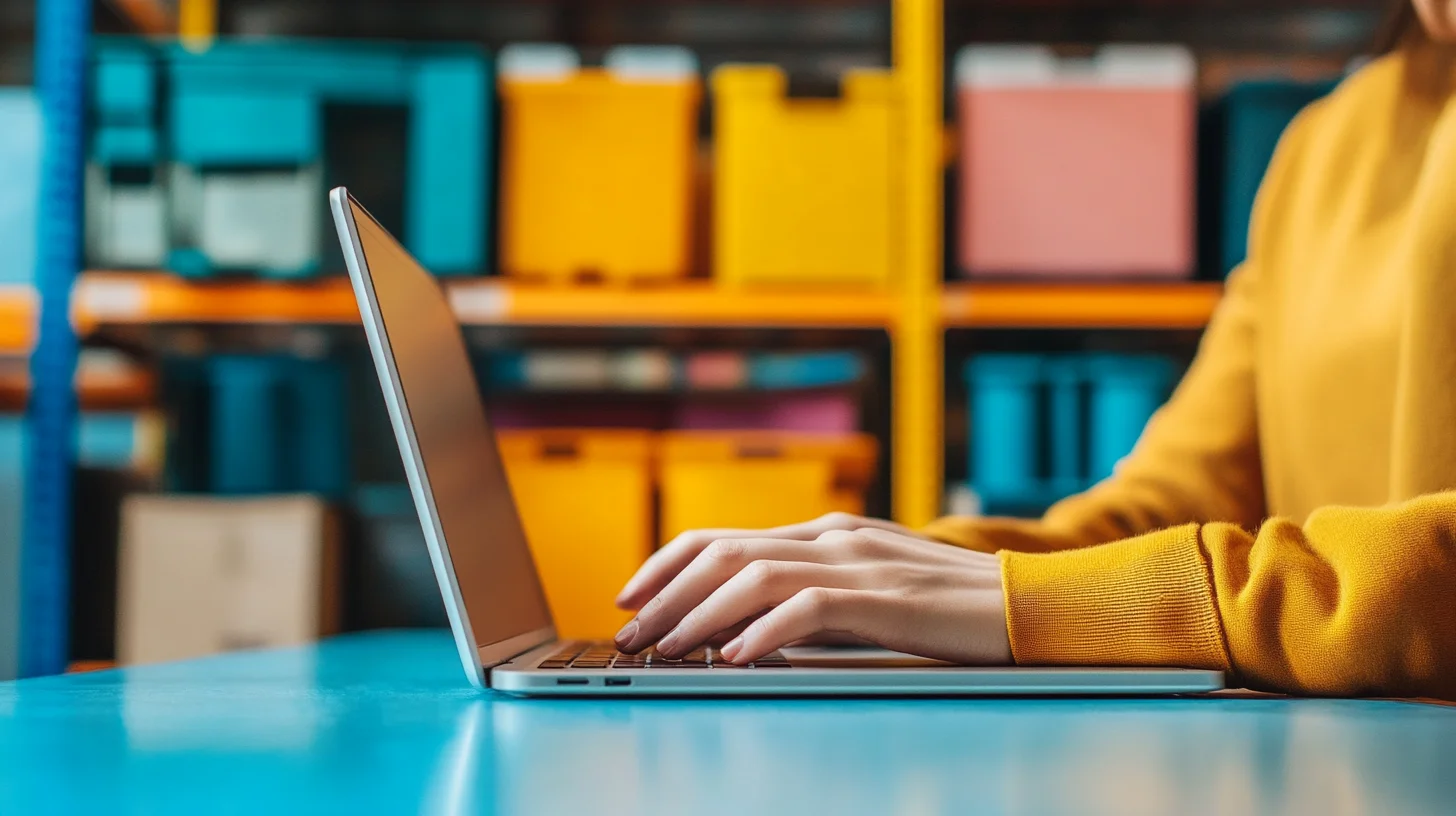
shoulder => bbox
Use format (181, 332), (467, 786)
(1280, 53), (1408, 160)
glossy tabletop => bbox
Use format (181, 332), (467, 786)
(0, 631), (1451, 815)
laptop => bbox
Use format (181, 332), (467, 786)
(330, 187), (1224, 697)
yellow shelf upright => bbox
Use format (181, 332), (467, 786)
(179, 0), (217, 51)
(891, 0), (944, 527)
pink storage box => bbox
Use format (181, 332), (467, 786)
(957, 45), (1195, 278)
(673, 392), (858, 433)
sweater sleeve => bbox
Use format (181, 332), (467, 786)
(1002, 493), (1456, 699)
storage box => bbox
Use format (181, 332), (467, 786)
(499, 45), (700, 282)
(86, 42), (168, 270)
(1220, 78), (1336, 276)
(0, 90), (40, 285)
(659, 431), (877, 540)
(206, 355), (350, 498)
(956, 45), (1196, 278)
(712, 65), (896, 288)
(965, 353), (1175, 511)
(97, 36), (490, 279)
(498, 429), (655, 639)
(117, 495), (340, 665)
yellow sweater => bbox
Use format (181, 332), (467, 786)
(924, 50), (1456, 700)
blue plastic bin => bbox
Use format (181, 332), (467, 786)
(160, 39), (492, 278)
(1043, 357), (1084, 498)
(1086, 355), (1175, 483)
(206, 355), (350, 497)
(287, 358), (350, 498)
(209, 355), (289, 494)
(966, 355), (1044, 505)
(88, 42), (166, 268)
(966, 353), (1179, 511)
(1221, 78), (1337, 276)
(0, 90), (40, 285)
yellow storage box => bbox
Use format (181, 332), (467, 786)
(498, 45), (701, 283)
(659, 431), (879, 541)
(712, 65), (897, 288)
(498, 429), (655, 638)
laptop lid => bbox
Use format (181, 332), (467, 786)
(331, 188), (555, 686)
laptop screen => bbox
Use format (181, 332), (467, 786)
(347, 197), (553, 651)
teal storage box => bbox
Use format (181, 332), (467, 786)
(206, 355), (350, 498)
(966, 355), (1045, 507)
(407, 54), (491, 274)
(93, 44), (157, 122)
(88, 41), (167, 268)
(0, 89), (40, 285)
(162, 40), (492, 278)
(1221, 78), (1337, 276)
(1085, 355), (1175, 482)
(966, 353), (1178, 512)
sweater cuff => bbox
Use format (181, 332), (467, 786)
(1000, 525), (1231, 670)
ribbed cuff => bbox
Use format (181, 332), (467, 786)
(1001, 525), (1231, 670)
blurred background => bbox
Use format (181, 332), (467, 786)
(0, 0), (1382, 678)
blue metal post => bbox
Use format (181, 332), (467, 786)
(23, 0), (91, 677)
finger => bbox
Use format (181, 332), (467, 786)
(618, 538), (842, 653)
(655, 562), (861, 659)
(707, 613), (762, 646)
(615, 513), (883, 608)
(721, 588), (878, 664)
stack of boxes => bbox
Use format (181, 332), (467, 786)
(87, 39), (492, 278)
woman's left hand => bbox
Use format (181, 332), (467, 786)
(613, 527), (1014, 666)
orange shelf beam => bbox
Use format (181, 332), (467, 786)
(448, 280), (895, 328)
(0, 366), (157, 412)
(942, 281), (1223, 329)
(66, 274), (1223, 331)
(0, 286), (35, 354)
(75, 272), (361, 326)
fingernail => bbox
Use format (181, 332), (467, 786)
(657, 634), (680, 658)
(614, 619), (638, 649)
(721, 637), (744, 661)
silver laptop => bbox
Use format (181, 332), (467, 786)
(330, 188), (1224, 697)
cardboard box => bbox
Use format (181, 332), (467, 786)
(117, 495), (340, 664)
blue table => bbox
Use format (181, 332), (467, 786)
(1, 631), (1452, 815)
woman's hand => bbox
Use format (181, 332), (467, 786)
(616, 513), (927, 610)
(612, 520), (1014, 667)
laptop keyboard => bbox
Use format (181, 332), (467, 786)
(536, 641), (791, 670)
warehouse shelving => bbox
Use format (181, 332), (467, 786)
(19, 0), (1272, 677)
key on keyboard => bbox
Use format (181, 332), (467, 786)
(533, 641), (790, 670)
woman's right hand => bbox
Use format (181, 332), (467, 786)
(615, 512), (929, 611)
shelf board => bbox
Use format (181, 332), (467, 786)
(0, 365), (157, 411)
(943, 281), (1223, 329)
(448, 280), (895, 329)
(0, 276), (1228, 347)
(74, 272), (361, 326)
(0, 286), (35, 353)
